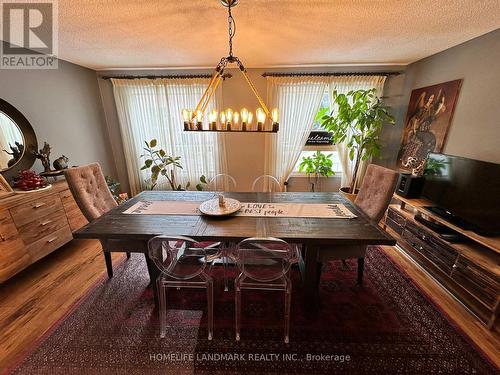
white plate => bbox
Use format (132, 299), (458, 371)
(14, 184), (52, 194)
(199, 198), (241, 216)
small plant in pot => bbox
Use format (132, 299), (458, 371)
(298, 151), (335, 192)
(317, 88), (395, 201)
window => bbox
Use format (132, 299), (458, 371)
(311, 89), (331, 130)
(294, 150), (342, 174)
(293, 88), (342, 175)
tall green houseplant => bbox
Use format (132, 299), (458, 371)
(317, 88), (395, 193)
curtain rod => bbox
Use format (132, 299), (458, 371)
(261, 71), (401, 77)
(100, 73), (232, 80)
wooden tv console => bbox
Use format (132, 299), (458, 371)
(0, 180), (88, 283)
(384, 194), (499, 330)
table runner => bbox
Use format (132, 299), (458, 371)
(123, 200), (357, 219)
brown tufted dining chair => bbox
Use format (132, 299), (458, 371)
(64, 163), (130, 279)
(318, 164), (398, 285)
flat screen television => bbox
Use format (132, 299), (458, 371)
(421, 153), (500, 236)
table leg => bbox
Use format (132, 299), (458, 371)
(145, 254), (160, 306)
(302, 244), (320, 309)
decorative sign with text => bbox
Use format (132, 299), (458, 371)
(306, 131), (333, 145)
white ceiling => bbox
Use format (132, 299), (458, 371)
(54, 0), (500, 70)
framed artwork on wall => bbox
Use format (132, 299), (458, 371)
(397, 79), (462, 170)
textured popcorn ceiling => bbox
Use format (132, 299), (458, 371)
(56, 0), (500, 69)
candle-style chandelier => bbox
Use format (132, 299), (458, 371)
(182, 0), (279, 133)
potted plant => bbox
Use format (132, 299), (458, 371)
(298, 151), (335, 192)
(141, 139), (207, 191)
(317, 88), (395, 201)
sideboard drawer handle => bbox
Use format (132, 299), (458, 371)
(47, 236), (58, 243)
(34, 202), (46, 209)
(40, 220), (53, 226)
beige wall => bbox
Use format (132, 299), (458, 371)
(0, 43), (115, 179)
(97, 65), (405, 193)
(382, 29), (500, 166)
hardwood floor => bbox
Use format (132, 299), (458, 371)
(0, 239), (124, 371)
(0, 240), (498, 371)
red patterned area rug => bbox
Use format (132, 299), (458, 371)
(7, 247), (498, 374)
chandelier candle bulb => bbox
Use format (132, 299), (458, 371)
(220, 112), (226, 131)
(233, 112), (240, 130)
(208, 110), (218, 130)
(196, 110), (203, 130)
(272, 108), (280, 132)
(226, 108), (233, 122)
(271, 108), (279, 123)
(226, 108), (233, 130)
(189, 111), (195, 130)
(240, 108), (249, 131)
(182, 109), (190, 131)
(256, 108), (266, 131)
(247, 112), (253, 131)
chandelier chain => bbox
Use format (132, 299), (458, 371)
(183, 0), (278, 132)
(227, 3), (236, 57)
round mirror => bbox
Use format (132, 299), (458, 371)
(0, 99), (37, 181)
(0, 112), (25, 171)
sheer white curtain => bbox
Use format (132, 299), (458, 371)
(328, 75), (386, 189)
(264, 76), (327, 187)
(112, 78), (227, 195)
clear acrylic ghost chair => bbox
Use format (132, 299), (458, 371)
(208, 174), (237, 192)
(207, 173), (237, 292)
(234, 237), (294, 343)
(251, 175), (282, 192)
(148, 236), (216, 340)
(207, 174), (238, 290)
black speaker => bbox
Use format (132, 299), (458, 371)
(396, 173), (424, 198)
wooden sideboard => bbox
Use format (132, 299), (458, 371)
(0, 180), (88, 283)
(384, 194), (499, 330)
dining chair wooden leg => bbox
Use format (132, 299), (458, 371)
(357, 257), (365, 285)
(126, 252), (131, 259)
(103, 251), (113, 279)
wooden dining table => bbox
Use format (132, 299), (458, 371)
(74, 191), (396, 308)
